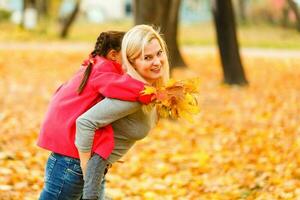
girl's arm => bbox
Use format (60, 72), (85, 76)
(90, 72), (153, 104)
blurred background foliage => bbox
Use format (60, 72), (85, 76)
(0, 0), (299, 49)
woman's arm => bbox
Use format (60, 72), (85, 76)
(75, 98), (141, 174)
(75, 98), (140, 152)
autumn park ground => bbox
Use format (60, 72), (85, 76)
(1, 22), (300, 199)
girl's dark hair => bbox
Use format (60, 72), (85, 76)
(77, 31), (125, 94)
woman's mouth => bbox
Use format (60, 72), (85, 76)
(151, 67), (161, 73)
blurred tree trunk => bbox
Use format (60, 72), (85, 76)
(60, 0), (81, 38)
(37, 0), (49, 19)
(287, 0), (300, 32)
(134, 0), (186, 69)
(212, 0), (248, 85)
(282, 4), (289, 27)
(21, 0), (37, 28)
(24, 0), (37, 9)
(238, 0), (247, 23)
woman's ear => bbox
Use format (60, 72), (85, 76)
(106, 50), (118, 61)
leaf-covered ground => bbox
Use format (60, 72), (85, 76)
(0, 49), (299, 200)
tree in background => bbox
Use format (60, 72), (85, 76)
(237, 0), (248, 23)
(286, 0), (300, 32)
(21, 0), (50, 29)
(36, 0), (49, 20)
(21, 0), (36, 29)
(59, 0), (81, 38)
(282, 2), (290, 27)
(212, 0), (248, 85)
(134, 0), (186, 69)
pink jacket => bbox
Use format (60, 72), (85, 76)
(38, 56), (151, 159)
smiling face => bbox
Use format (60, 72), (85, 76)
(132, 38), (165, 84)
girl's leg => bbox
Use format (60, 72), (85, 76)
(98, 163), (112, 200)
(39, 153), (84, 200)
(83, 154), (109, 200)
(97, 177), (106, 200)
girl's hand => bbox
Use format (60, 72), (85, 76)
(78, 151), (91, 178)
(80, 160), (88, 178)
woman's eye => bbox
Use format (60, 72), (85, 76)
(157, 50), (163, 56)
(144, 56), (152, 60)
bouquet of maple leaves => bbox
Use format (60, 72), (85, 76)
(141, 78), (200, 121)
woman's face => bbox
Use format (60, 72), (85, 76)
(132, 38), (165, 83)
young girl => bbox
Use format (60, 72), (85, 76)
(38, 31), (153, 200)
(75, 25), (169, 200)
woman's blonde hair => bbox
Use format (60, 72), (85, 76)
(122, 24), (170, 87)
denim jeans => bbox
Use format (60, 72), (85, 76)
(39, 153), (107, 200)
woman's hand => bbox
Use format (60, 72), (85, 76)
(78, 151), (91, 178)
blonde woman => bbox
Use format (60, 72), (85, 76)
(75, 24), (170, 200)
(38, 30), (157, 200)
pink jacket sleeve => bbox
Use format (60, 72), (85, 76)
(89, 65), (154, 104)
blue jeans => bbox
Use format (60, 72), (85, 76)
(39, 153), (106, 200)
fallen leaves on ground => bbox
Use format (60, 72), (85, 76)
(0, 50), (300, 200)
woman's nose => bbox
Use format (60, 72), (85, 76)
(153, 56), (161, 66)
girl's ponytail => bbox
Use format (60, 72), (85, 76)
(77, 61), (93, 94)
(77, 31), (125, 94)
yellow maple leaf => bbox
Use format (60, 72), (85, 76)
(178, 109), (194, 122)
(141, 86), (157, 95)
(165, 78), (177, 87)
(181, 78), (201, 93)
(157, 105), (170, 118)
